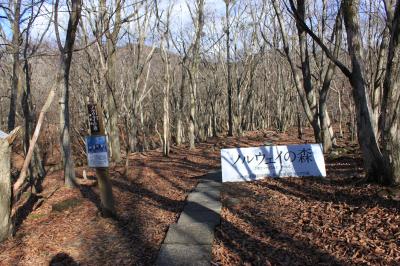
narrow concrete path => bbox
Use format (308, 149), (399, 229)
(155, 171), (222, 266)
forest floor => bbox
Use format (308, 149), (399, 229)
(0, 128), (399, 265)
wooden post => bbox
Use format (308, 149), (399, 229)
(87, 104), (116, 218)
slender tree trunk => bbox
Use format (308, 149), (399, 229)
(128, 114), (137, 152)
(333, 88), (344, 138)
(176, 62), (186, 146)
(188, 0), (205, 149)
(297, 111), (303, 140)
(59, 60), (76, 188)
(371, 26), (390, 136)
(381, 0), (400, 184)
(211, 99), (218, 137)
(8, 0), (22, 132)
(163, 64), (170, 157)
(139, 102), (148, 151)
(105, 50), (121, 162)
(273, 0), (322, 142)
(22, 60), (45, 186)
(189, 82), (196, 149)
(55, 0), (82, 188)
(296, 0), (322, 143)
(226, 1), (233, 137)
(319, 100), (332, 152)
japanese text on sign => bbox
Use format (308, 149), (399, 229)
(87, 104), (100, 134)
(221, 144), (326, 182)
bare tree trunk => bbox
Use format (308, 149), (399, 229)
(318, 11), (342, 151)
(333, 88), (344, 138)
(225, 0), (233, 137)
(381, 0), (400, 184)
(127, 103), (138, 153)
(188, 0), (205, 149)
(139, 102), (148, 151)
(103, 1), (122, 163)
(13, 87), (55, 194)
(371, 26), (390, 136)
(295, 0), (321, 143)
(176, 61), (187, 146)
(22, 60), (45, 187)
(106, 52), (121, 162)
(162, 51), (171, 156)
(59, 62), (76, 188)
(272, 1), (321, 142)
(189, 82), (196, 149)
(211, 99), (218, 137)
(297, 111), (303, 140)
(8, 0), (22, 132)
(0, 139), (12, 242)
(342, 0), (384, 179)
(55, 0), (82, 188)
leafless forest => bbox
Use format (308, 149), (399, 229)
(0, 0), (399, 264)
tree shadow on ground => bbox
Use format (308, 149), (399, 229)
(215, 184), (347, 266)
(76, 175), (190, 265)
(111, 179), (185, 213)
(12, 171), (48, 231)
(261, 176), (400, 210)
(49, 253), (79, 266)
(215, 217), (344, 266)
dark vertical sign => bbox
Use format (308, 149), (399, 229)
(85, 103), (115, 216)
(87, 104), (101, 134)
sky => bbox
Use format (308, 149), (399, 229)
(0, 0), (227, 50)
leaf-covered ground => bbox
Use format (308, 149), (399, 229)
(0, 144), (221, 265)
(0, 129), (399, 265)
(212, 131), (400, 266)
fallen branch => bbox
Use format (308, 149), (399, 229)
(13, 86), (56, 196)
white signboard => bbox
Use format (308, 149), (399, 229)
(86, 135), (109, 168)
(0, 130), (9, 139)
(221, 144), (326, 182)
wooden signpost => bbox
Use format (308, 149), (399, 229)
(86, 103), (116, 217)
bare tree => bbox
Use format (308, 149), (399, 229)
(7, 0), (21, 132)
(186, 0), (205, 149)
(270, 0), (340, 152)
(381, 0), (400, 184)
(21, 0), (49, 189)
(288, 0), (400, 184)
(54, 0), (83, 188)
(225, 0), (234, 137)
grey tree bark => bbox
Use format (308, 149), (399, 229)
(291, 0), (382, 173)
(0, 139), (12, 242)
(381, 0), (400, 184)
(8, 0), (22, 132)
(187, 0), (205, 149)
(104, 0), (122, 162)
(54, 0), (82, 188)
(342, 0), (385, 179)
(225, 0), (234, 137)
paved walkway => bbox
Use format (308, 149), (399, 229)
(155, 171), (222, 266)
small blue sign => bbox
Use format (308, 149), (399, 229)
(85, 135), (109, 168)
